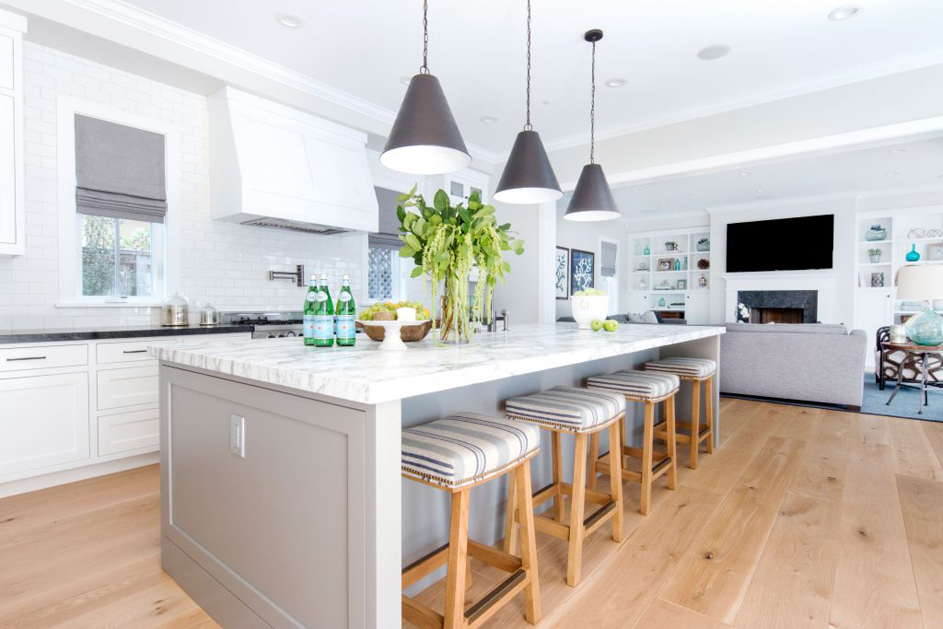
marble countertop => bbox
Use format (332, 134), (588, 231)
(0, 323), (253, 344)
(151, 323), (724, 404)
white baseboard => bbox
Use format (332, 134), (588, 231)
(0, 452), (158, 499)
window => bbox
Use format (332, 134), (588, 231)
(368, 246), (405, 301)
(600, 239), (619, 316)
(81, 215), (160, 298)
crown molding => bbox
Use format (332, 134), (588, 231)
(525, 50), (943, 161)
(705, 184), (943, 215)
(58, 0), (500, 166)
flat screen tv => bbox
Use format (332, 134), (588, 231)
(726, 215), (834, 273)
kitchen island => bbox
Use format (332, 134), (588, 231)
(151, 323), (724, 628)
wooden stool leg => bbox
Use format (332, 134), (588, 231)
(666, 395), (678, 491)
(608, 420), (624, 542)
(588, 432), (600, 491)
(640, 402), (654, 516)
(567, 433), (588, 586)
(705, 377), (715, 454)
(503, 471), (518, 556)
(444, 489), (470, 629)
(516, 460), (542, 624)
(551, 431), (565, 522)
(689, 379), (701, 470)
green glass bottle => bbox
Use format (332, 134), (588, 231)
(335, 274), (356, 346)
(313, 273), (334, 347)
(302, 275), (318, 346)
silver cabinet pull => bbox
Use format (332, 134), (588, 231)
(7, 356), (46, 361)
(122, 350), (148, 354)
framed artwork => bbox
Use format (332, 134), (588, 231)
(555, 247), (570, 299)
(657, 258), (673, 272)
(927, 242), (943, 261)
(676, 279), (687, 290)
(571, 249), (595, 294)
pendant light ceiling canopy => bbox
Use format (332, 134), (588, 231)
(564, 29), (620, 222)
(494, 0), (562, 205)
(381, 1), (471, 175)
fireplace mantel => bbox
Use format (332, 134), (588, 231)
(723, 272), (837, 323)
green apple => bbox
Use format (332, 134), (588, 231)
(603, 320), (618, 332)
(590, 319), (604, 332)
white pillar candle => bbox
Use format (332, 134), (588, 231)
(396, 307), (417, 322)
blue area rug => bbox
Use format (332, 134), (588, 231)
(863, 374), (943, 422)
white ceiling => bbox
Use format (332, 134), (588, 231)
(601, 135), (943, 216)
(98, 0), (943, 153)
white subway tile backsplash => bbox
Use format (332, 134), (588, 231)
(0, 43), (366, 330)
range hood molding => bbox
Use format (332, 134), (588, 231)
(209, 87), (378, 234)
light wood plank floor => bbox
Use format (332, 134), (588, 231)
(1, 399), (942, 628)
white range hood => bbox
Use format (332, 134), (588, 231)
(209, 87), (378, 234)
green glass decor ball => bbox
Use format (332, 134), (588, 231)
(905, 307), (943, 346)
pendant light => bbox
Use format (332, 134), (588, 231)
(493, 0), (562, 204)
(381, 0), (471, 175)
(564, 29), (620, 221)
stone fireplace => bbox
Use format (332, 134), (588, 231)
(736, 290), (818, 324)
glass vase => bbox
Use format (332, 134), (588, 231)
(905, 306), (943, 346)
(437, 280), (471, 344)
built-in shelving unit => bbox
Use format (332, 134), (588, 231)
(627, 228), (712, 323)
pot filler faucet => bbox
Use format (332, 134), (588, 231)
(269, 265), (305, 287)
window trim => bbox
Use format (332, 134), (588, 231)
(599, 236), (620, 316)
(56, 96), (181, 307)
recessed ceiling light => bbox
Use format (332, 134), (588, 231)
(828, 6), (860, 21)
(274, 12), (305, 29)
(480, 116), (498, 124)
(697, 44), (732, 61)
(756, 188), (768, 193)
(399, 76), (411, 86)
(889, 148), (906, 154)
(738, 171), (751, 176)
(885, 171), (900, 176)
(633, 188), (642, 192)
(542, 100), (551, 106)
(605, 78), (627, 88)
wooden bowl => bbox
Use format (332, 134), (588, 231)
(359, 319), (432, 342)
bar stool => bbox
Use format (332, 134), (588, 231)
(585, 370), (679, 516)
(644, 357), (717, 469)
(401, 413), (542, 629)
(503, 386), (625, 587)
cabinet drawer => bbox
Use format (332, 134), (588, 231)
(0, 372), (90, 477)
(99, 408), (159, 456)
(97, 365), (158, 410)
(96, 338), (178, 365)
(0, 344), (88, 373)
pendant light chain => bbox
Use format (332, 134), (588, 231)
(524, 0), (533, 130)
(420, 0), (430, 74)
(590, 39), (596, 164)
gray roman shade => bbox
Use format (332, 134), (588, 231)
(369, 186), (405, 250)
(74, 114), (168, 223)
(601, 241), (618, 277)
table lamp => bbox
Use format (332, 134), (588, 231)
(897, 264), (943, 345)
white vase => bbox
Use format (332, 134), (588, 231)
(570, 295), (610, 329)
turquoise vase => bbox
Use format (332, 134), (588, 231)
(643, 245), (651, 255)
(906, 244), (921, 262)
(906, 306), (943, 346)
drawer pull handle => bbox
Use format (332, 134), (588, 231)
(122, 350), (148, 354)
(7, 356), (46, 361)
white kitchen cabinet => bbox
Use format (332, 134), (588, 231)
(0, 372), (89, 477)
(98, 408), (159, 456)
(0, 10), (24, 256)
(97, 364), (159, 410)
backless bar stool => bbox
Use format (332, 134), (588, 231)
(586, 370), (679, 515)
(503, 386), (625, 586)
(644, 357), (717, 469)
(401, 413), (542, 629)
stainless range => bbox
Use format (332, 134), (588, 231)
(221, 311), (304, 339)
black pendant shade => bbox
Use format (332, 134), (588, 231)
(564, 163), (620, 221)
(381, 73), (471, 175)
(494, 130), (562, 204)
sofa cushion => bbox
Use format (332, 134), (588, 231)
(725, 323), (847, 335)
(627, 311), (659, 324)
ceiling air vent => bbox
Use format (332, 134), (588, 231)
(241, 218), (348, 235)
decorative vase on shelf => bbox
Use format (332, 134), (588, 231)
(869, 254), (882, 263)
(639, 277), (648, 291)
(906, 244), (921, 262)
(865, 225), (887, 241)
(673, 259), (682, 271)
(658, 297), (666, 308)
(643, 244), (651, 256)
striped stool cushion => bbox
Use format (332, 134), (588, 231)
(402, 413), (541, 488)
(586, 370), (680, 400)
(645, 357), (717, 379)
(505, 386), (626, 433)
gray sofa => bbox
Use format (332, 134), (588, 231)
(720, 323), (867, 410)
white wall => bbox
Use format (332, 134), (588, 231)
(0, 43), (365, 332)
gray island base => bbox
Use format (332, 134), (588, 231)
(151, 323), (724, 628)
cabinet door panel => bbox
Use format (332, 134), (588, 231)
(99, 408), (159, 456)
(685, 292), (710, 324)
(0, 94), (15, 246)
(0, 372), (90, 477)
(97, 365), (158, 410)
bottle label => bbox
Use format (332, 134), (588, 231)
(338, 292), (351, 302)
(312, 315), (334, 340)
(303, 314), (317, 339)
(316, 291), (328, 302)
(305, 292), (317, 302)
(336, 314), (356, 339)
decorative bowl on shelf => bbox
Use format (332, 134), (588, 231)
(358, 319), (432, 350)
(865, 225), (887, 241)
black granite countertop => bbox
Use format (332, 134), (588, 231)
(0, 324), (254, 344)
